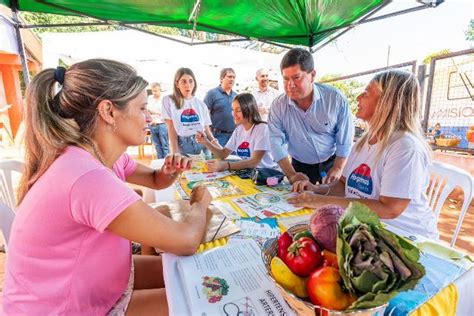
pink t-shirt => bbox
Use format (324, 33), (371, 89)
(3, 146), (141, 315)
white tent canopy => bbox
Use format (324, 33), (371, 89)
(0, 16), (19, 55)
(42, 30), (282, 98)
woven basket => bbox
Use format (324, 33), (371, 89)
(261, 224), (387, 316)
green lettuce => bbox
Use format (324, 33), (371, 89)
(337, 202), (425, 309)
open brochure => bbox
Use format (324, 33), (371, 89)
(184, 170), (232, 182)
(164, 239), (295, 316)
(232, 192), (302, 218)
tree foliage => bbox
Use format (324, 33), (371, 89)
(21, 12), (179, 36)
(422, 49), (451, 65)
(21, 12), (283, 53)
(466, 19), (474, 42)
(319, 75), (364, 114)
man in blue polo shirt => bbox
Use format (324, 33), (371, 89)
(204, 68), (237, 146)
(268, 48), (354, 185)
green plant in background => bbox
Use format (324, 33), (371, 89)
(320, 74), (364, 115)
(422, 49), (451, 65)
(21, 12), (179, 36)
(465, 19), (473, 42)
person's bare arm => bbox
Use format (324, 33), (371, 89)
(126, 154), (192, 190)
(196, 131), (231, 159)
(292, 177), (346, 197)
(107, 186), (212, 255)
(206, 150), (266, 172)
(287, 193), (409, 219)
(323, 157), (347, 184)
(203, 126), (215, 142)
(278, 157), (309, 184)
(165, 120), (180, 154)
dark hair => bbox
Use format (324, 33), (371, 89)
(171, 67), (197, 109)
(233, 93), (265, 125)
(220, 68), (235, 80)
(18, 58), (148, 203)
(280, 48), (314, 72)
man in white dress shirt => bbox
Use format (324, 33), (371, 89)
(147, 82), (169, 158)
(251, 68), (279, 121)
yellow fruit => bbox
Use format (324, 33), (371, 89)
(270, 256), (308, 298)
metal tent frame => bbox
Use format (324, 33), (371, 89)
(3, 0), (444, 87)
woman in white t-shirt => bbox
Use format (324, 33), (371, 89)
(288, 70), (438, 239)
(196, 93), (276, 171)
(162, 68), (215, 155)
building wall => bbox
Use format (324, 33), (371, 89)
(0, 7), (42, 138)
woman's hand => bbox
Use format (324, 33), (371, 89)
(206, 160), (226, 172)
(195, 131), (208, 144)
(323, 166), (343, 184)
(288, 172), (309, 184)
(190, 185), (212, 207)
(287, 191), (321, 208)
(292, 180), (317, 193)
(162, 153), (192, 176)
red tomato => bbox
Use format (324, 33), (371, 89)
(277, 231), (293, 260)
(307, 266), (356, 311)
(285, 237), (322, 276)
(321, 250), (339, 269)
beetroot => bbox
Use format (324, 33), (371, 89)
(309, 204), (345, 252)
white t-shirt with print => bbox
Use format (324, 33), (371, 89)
(147, 95), (163, 123)
(342, 132), (438, 239)
(162, 95), (212, 137)
(225, 123), (276, 169)
(251, 87), (280, 121)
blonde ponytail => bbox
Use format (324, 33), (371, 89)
(17, 59), (148, 204)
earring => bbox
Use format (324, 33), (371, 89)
(108, 122), (117, 133)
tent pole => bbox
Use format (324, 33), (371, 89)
(188, 0), (201, 44)
(11, 7), (30, 86)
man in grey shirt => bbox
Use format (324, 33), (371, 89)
(204, 68), (237, 146)
(268, 48), (354, 185)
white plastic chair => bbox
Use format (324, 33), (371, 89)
(0, 202), (15, 251)
(427, 161), (474, 247)
(0, 159), (24, 251)
(0, 159), (24, 209)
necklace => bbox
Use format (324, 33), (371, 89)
(89, 141), (107, 167)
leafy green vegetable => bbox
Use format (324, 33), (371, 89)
(337, 202), (425, 309)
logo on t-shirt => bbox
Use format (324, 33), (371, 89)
(180, 108), (200, 123)
(347, 163), (373, 196)
(237, 141), (251, 158)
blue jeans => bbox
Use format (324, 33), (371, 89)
(149, 124), (169, 158)
(213, 130), (233, 147)
(178, 135), (211, 157)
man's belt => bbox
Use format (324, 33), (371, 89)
(212, 127), (233, 134)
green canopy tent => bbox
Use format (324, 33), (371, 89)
(1, 0), (443, 85)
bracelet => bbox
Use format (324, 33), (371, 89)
(155, 169), (178, 180)
(227, 161), (231, 170)
(322, 184), (331, 196)
(168, 172), (179, 179)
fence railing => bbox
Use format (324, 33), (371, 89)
(317, 49), (474, 153)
